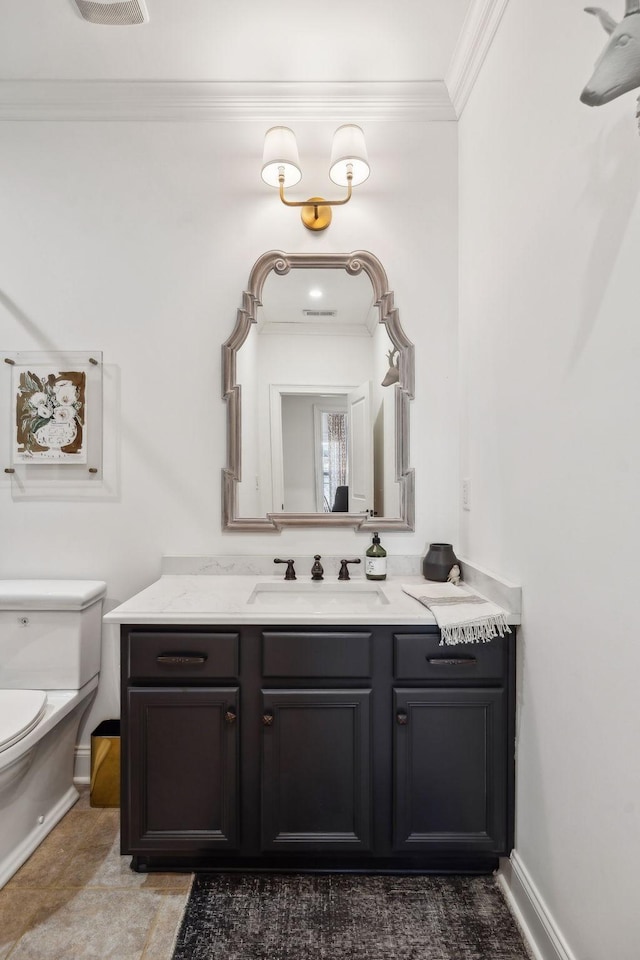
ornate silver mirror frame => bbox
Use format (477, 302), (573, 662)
(222, 250), (415, 531)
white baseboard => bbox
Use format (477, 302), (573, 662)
(73, 745), (91, 785)
(497, 852), (577, 960)
(0, 786), (78, 890)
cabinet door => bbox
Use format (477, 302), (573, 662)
(261, 689), (371, 852)
(393, 687), (507, 854)
(125, 687), (239, 854)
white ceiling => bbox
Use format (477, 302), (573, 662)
(0, 0), (472, 83)
(259, 267), (376, 336)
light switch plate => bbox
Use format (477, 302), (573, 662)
(462, 477), (471, 511)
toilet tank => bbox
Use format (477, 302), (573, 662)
(0, 580), (107, 690)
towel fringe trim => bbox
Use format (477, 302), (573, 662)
(439, 614), (511, 646)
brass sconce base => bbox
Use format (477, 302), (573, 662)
(301, 198), (332, 232)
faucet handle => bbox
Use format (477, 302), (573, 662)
(311, 555), (324, 581)
(274, 558), (296, 580)
(338, 558), (361, 581)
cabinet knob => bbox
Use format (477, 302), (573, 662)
(225, 709), (237, 724)
(396, 711), (408, 726)
(262, 711), (274, 727)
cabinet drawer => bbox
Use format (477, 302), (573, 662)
(262, 631), (371, 678)
(127, 632), (239, 680)
(393, 633), (506, 682)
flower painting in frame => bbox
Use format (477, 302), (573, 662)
(13, 367), (87, 463)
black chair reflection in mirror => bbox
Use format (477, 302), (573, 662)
(331, 485), (349, 512)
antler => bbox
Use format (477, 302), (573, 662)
(585, 7), (617, 33)
(381, 348), (400, 387)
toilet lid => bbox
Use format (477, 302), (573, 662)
(0, 689), (47, 752)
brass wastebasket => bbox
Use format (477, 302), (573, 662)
(90, 720), (120, 808)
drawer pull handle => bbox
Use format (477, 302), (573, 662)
(225, 709), (237, 724)
(262, 711), (274, 727)
(156, 654), (207, 665)
(396, 711), (408, 726)
(426, 657), (477, 666)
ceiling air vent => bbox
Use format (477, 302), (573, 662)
(302, 310), (337, 318)
(72, 0), (149, 25)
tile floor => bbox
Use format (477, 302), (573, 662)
(0, 789), (191, 960)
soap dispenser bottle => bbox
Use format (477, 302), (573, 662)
(365, 532), (387, 581)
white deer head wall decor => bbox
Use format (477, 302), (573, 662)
(381, 348), (399, 388)
(581, 1), (640, 131)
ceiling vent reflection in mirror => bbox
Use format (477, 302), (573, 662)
(72, 0), (149, 25)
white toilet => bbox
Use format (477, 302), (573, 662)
(0, 579), (107, 889)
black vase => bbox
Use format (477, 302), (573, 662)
(422, 543), (459, 582)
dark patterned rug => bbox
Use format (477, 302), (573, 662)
(171, 874), (531, 960)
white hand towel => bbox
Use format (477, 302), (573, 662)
(402, 582), (511, 646)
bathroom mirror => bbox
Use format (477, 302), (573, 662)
(222, 250), (414, 531)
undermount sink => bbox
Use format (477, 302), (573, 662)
(246, 580), (390, 612)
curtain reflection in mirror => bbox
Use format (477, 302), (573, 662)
(324, 412), (348, 512)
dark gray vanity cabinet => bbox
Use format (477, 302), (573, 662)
(120, 623), (515, 873)
(259, 630), (373, 853)
(126, 687), (239, 853)
(393, 688), (507, 853)
(261, 689), (372, 852)
(391, 632), (511, 855)
(121, 630), (241, 858)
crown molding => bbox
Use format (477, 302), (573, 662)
(0, 80), (456, 122)
(445, 0), (511, 117)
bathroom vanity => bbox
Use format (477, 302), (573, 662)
(108, 571), (518, 874)
(104, 252), (521, 875)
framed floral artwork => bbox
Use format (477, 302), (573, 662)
(3, 350), (108, 500)
(13, 366), (87, 463)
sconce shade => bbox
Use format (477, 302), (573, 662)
(329, 124), (370, 187)
(261, 126), (302, 188)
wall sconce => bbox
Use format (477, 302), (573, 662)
(261, 125), (370, 231)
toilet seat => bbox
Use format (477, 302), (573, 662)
(0, 690), (47, 753)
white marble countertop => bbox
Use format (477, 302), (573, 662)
(104, 571), (521, 627)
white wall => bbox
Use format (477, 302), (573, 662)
(0, 119), (458, 748)
(458, 2), (640, 957)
